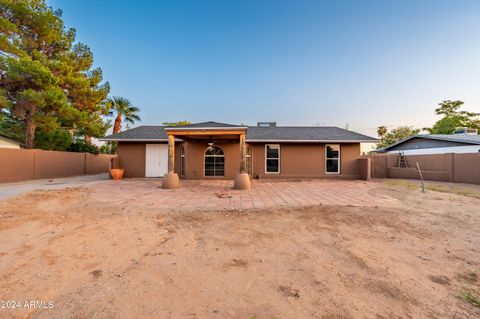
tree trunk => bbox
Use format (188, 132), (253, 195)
(24, 118), (36, 149)
(113, 114), (122, 134)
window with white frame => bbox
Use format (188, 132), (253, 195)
(265, 144), (280, 173)
(180, 144), (185, 177)
(246, 145), (252, 175)
(325, 144), (340, 174)
(204, 145), (225, 176)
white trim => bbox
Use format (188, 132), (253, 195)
(387, 145), (480, 155)
(99, 138), (182, 142)
(265, 144), (280, 174)
(247, 139), (377, 143)
(100, 138), (168, 141)
(179, 144), (185, 178)
(101, 138), (376, 143)
(165, 127), (248, 131)
(246, 145), (252, 175)
(325, 144), (341, 174)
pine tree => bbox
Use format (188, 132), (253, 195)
(0, 0), (110, 148)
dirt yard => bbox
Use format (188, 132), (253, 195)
(0, 179), (479, 318)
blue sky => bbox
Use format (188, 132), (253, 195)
(48, 0), (480, 136)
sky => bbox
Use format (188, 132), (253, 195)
(48, 0), (480, 136)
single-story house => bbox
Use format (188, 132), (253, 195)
(102, 121), (377, 189)
(0, 134), (21, 149)
(376, 132), (480, 155)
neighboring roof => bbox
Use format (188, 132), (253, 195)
(101, 122), (378, 142)
(377, 134), (480, 152)
(0, 134), (21, 145)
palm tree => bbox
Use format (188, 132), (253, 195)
(377, 125), (388, 138)
(107, 96), (141, 134)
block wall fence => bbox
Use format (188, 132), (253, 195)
(0, 148), (116, 183)
(364, 153), (480, 185)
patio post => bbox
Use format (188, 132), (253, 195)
(161, 133), (180, 189)
(168, 133), (175, 173)
(234, 132), (251, 190)
(240, 133), (246, 174)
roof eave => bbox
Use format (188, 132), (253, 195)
(164, 126), (248, 131)
(99, 138), (180, 142)
(246, 139), (379, 143)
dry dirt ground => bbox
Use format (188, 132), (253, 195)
(0, 179), (479, 319)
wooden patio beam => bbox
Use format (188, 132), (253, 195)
(165, 129), (246, 137)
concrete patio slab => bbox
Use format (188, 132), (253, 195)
(84, 179), (397, 212)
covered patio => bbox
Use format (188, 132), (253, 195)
(162, 125), (251, 190)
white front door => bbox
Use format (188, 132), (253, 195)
(145, 144), (168, 177)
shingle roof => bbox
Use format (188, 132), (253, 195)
(103, 126), (169, 141)
(182, 121), (241, 128)
(377, 134), (480, 152)
(425, 134), (480, 144)
(246, 126), (377, 142)
(101, 122), (377, 142)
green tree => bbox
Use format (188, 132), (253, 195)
(107, 96), (141, 134)
(58, 43), (110, 142)
(99, 141), (117, 154)
(377, 126), (420, 149)
(427, 116), (463, 135)
(427, 100), (480, 134)
(163, 120), (191, 126)
(35, 128), (72, 151)
(67, 139), (99, 154)
(0, 0), (109, 148)
(0, 111), (23, 142)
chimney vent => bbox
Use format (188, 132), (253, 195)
(453, 127), (478, 135)
(257, 122), (276, 127)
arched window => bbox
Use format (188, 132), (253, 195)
(205, 145), (224, 177)
(179, 144), (185, 177)
(246, 146), (252, 175)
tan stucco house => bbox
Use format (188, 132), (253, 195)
(102, 121), (377, 188)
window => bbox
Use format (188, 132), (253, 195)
(325, 144), (340, 174)
(265, 144), (280, 173)
(204, 145), (225, 177)
(180, 144), (185, 177)
(246, 146), (252, 175)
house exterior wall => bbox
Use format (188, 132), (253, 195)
(117, 141), (362, 179)
(182, 141), (240, 180)
(0, 136), (21, 149)
(117, 142), (147, 178)
(250, 143), (360, 179)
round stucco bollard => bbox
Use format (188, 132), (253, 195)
(234, 173), (251, 190)
(162, 172), (180, 189)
